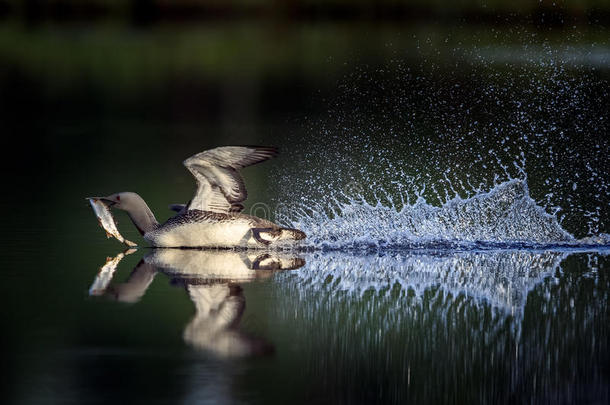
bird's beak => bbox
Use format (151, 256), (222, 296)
(87, 196), (116, 207)
(100, 197), (117, 207)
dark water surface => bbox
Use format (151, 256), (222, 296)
(1, 21), (609, 404)
(2, 242), (609, 404)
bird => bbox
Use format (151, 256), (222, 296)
(95, 146), (306, 248)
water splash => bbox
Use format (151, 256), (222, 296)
(275, 43), (609, 243)
(279, 177), (610, 250)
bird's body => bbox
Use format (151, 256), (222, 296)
(91, 146), (306, 248)
(145, 210), (297, 248)
(145, 211), (259, 248)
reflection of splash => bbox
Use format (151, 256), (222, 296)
(271, 251), (609, 403)
(279, 250), (565, 315)
(279, 179), (605, 250)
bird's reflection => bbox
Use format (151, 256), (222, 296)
(89, 249), (305, 357)
(181, 282), (272, 357)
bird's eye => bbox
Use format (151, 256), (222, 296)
(116, 196), (121, 201)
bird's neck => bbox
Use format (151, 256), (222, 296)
(126, 197), (159, 235)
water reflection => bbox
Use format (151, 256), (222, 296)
(86, 248), (608, 402)
(282, 250), (566, 315)
(270, 250), (608, 403)
(89, 249), (305, 357)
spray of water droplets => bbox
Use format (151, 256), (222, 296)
(274, 41), (609, 249)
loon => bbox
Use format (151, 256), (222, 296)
(95, 146), (306, 248)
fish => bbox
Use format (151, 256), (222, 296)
(88, 198), (137, 247)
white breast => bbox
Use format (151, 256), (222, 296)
(145, 219), (259, 248)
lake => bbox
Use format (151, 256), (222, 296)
(0, 20), (608, 404)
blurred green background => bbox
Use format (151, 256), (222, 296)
(1, 0), (608, 224)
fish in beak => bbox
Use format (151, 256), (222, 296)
(86, 197), (137, 247)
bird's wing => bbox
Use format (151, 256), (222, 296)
(184, 146), (278, 213)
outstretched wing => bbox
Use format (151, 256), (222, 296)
(184, 146), (278, 213)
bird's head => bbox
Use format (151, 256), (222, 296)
(98, 192), (141, 211)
